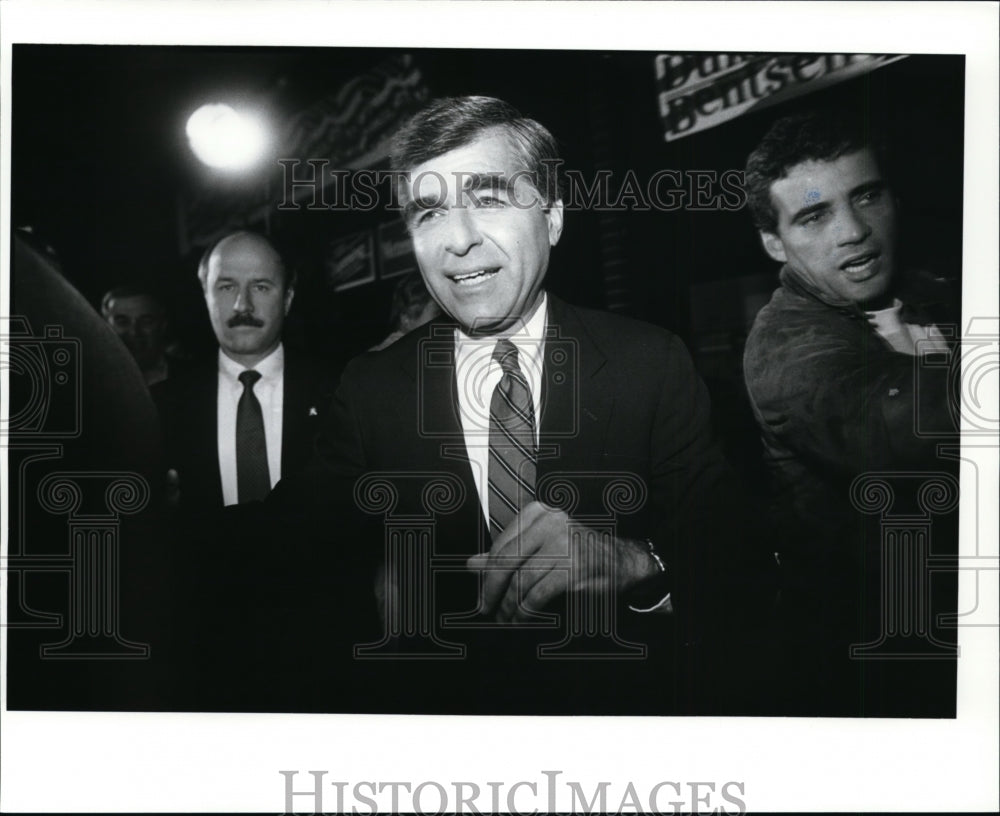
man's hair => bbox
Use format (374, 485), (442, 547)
(390, 95), (563, 206)
(196, 230), (296, 291)
(389, 272), (440, 331)
(744, 110), (888, 233)
(100, 285), (165, 319)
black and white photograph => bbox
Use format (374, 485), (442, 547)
(1, 1), (997, 813)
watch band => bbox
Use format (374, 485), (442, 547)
(627, 538), (671, 613)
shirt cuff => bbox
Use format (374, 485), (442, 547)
(628, 592), (673, 614)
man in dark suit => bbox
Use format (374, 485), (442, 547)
(151, 232), (334, 709)
(153, 231), (333, 514)
(264, 97), (771, 714)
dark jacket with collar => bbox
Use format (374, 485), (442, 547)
(742, 266), (959, 605)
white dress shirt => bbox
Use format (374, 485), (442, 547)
(217, 344), (284, 506)
(454, 293), (547, 527)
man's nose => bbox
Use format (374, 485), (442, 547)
(232, 286), (254, 312)
(836, 206), (872, 245)
(444, 207), (482, 255)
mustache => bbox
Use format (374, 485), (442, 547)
(228, 313), (264, 328)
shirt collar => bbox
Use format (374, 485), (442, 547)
(454, 292), (548, 371)
(865, 298), (904, 319)
(218, 342), (284, 383)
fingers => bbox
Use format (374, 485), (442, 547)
(466, 508), (643, 623)
(466, 502), (554, 616)
(480, 511), (544, 614)
(488, 500), (549, 557)
(500, 569), (566, 622)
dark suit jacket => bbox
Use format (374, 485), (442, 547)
(150, 348), (336, 710)
(152, 349), (335, 514)
(264, 295), (772, 714)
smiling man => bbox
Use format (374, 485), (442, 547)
(281, 96), (770, 714)
(742, 110), (959, 714)
(400, 125), (562, 336)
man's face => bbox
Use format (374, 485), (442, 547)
(401, 129), (563, 335)
(105, 294), (166, 369)
(761, 148), (897, 306)
(203, 236), (292, 365)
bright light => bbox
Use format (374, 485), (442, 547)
(185, 103), (270, 171)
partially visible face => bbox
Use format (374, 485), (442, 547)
(399, 299), (441, 334)
(761, 148), (897, 306)
(401, 128), (563, 335)
(203, 235), (292, 365)
(105, 294), (167, 369)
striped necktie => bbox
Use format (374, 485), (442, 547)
(236, 369), (271, 503)
(487, 339), (537, 540)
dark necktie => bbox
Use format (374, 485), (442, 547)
(236, 369), (271, 503)
(487, 339), (537, 540)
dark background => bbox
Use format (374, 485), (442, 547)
(11, 46), (965, 478)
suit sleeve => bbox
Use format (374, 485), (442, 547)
(648, 334), (775, 629)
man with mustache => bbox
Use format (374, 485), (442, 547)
(742, 111), (959, 714)
(154, 231), (333, 514)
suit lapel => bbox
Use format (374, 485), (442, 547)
(399, 322), (489, 555)
(195, 360), (224, 507)
(281, 352), (305, 476)
(538, 295), (614, 482)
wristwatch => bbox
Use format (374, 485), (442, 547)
(627, 538), (671, 612)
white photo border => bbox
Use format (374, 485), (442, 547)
(1, 1), (997, 813)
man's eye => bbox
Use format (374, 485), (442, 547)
(217, 283), (234, 291)
(857, 190), (883, 205)
(476, 194), (504, 207)
(416, 209), (443, 225)
(253, 284), (272, 293)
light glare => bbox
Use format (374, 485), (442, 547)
(185, 103), (269, 171)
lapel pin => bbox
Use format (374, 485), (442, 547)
(309, 406), (318, 416)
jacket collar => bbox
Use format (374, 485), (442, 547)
(779, 264), (953, 328)
(779, 265), (869, 320)
(395, 291), (608, 378)
(403, 291), (613, 467)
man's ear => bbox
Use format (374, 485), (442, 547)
(283, 286), (295, 315)
(545, 199), (564, 246)
(760, 231), (787, 264)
